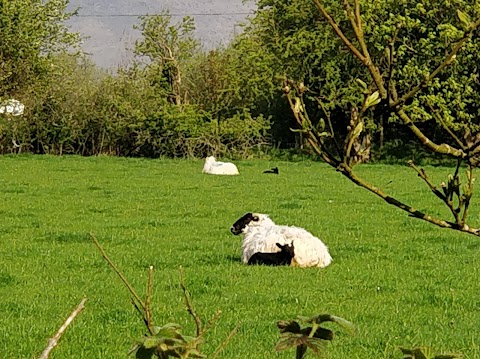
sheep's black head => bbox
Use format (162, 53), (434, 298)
(230, 212), (260, 235)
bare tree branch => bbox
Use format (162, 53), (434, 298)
(179, 266), (202, 337)
(284, 82), (340, 167)
(343, 0), (369, 58)
(336, 163), (480, 234)
(145, 265), (154, 335)
(427, 101), (466, 150)
(460, 165), (474, 225)
(39, 298), (87, 359)
(314, 97), (342, 157)
(396, 108), (465, 158)
(408, 160), (461, 223)
(91, 233), (158, 335)
(285, 81), (480, 235)
(407, 161), (446, 201)
(312, 0), (366, 62)
(354, 0), (361, 29)
(385, 26), (400, 102)
(210, 323), (241, 359)
(201, 310), (222, 336)
(285, 82), (479, 233)
(90, 233), (146, 310)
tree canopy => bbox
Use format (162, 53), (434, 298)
(236, 0), (480, 147)
(280, 0), (480, 237)
(0, 0), (479, 161)
(0, 0), (80, 101)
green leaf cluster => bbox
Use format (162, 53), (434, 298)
(130, 323), (205, 359)
(400, 346), (462, 359)
(276, 313), (354, 359)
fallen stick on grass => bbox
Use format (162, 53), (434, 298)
(38, 298), (87, 359)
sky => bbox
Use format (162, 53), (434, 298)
(66, 0), (257, 69)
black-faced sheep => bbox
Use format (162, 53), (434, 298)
(231, 212), (332, 268)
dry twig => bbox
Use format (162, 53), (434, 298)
(145, 265), (155, 335)
(38, 298), (87, 359)
(210, 323), (241, 359)
(179, 266), (203, 336)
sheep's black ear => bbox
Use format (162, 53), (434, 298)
(276, 243), (283, 249)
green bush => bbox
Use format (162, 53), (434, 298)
(0, 62), (270, 158)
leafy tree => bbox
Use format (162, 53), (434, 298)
(131, 12), (271, 158)
(0, 0), (80, 101)
(0, 0), (82, 153)
(183, 44), (276, 149)
(233, 0), (480, 156)
(134, 11), (200, 105)
(233, 0), (367, 148)
(28, 54), (106, 155)
(283, 0), (480, 236)
(186, 49), (243, 119)
(183, 24), (298, 147)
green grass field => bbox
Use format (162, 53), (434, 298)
(1, 155), (479, 358)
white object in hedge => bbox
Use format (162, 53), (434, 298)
(0, 99), (25, 117)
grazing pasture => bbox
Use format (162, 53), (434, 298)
(0, 155), (479, 358)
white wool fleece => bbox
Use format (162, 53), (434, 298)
(239, 214), (332, 268)
(203, 156), (239, 175)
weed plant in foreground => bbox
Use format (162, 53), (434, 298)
(0, 155), (479, 358)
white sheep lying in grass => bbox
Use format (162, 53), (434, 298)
(202, 156), (239, 175)
(230, 212), (332, 268)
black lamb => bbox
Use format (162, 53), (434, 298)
(263, 167), (279, 174)
(248, 242), (295, 266)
